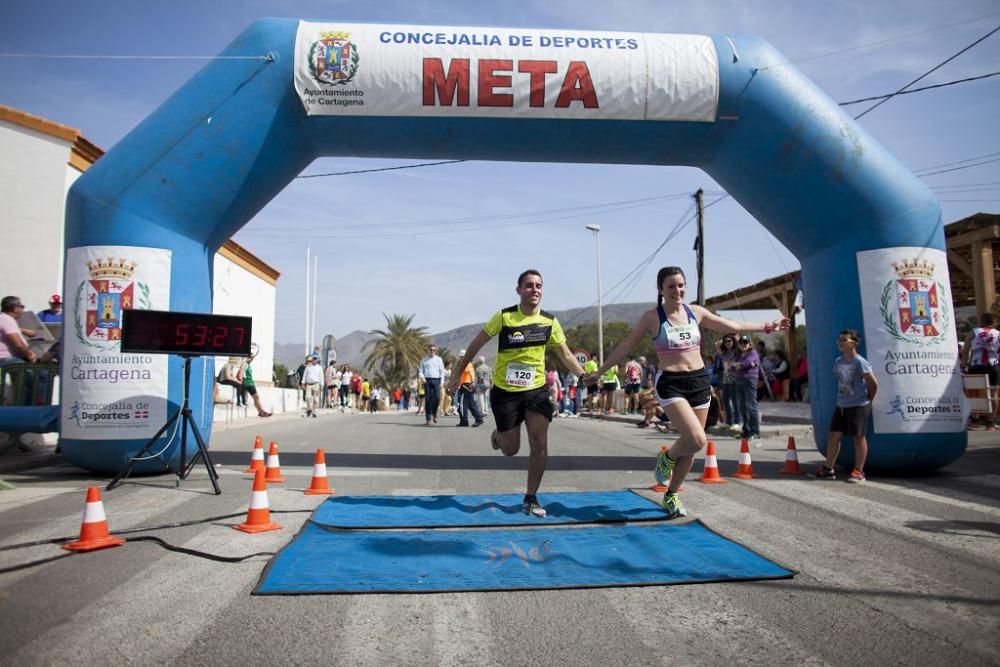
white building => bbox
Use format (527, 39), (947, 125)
(0, 104), (287, 409)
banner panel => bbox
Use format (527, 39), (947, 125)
(62, 246), (171, 440)
(856, 247), (964, 433)
(294, 22), (718, 122)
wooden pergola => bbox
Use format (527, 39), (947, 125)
(703, 212), (1000, 373)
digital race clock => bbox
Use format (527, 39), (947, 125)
(120, 310), (253, 356)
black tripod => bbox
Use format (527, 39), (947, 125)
(107, 355), (221, 494)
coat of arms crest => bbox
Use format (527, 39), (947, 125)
(309, 31), (360, 86)
(878, 258), (950, 346)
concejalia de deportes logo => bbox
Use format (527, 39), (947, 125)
(309, 31), (360, 86)
(878, 258), (950, 347)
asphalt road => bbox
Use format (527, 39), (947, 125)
(1, 410), (998, 666)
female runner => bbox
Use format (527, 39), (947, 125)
(581, 266), (789, 518)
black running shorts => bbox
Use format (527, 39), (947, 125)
(655, 368), (712, 409)
(490, 385), (554, 432)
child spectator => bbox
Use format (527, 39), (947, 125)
(815, 329), (878, 483)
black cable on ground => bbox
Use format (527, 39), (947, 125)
(127, 536), (274, 562)
(0, 552), (75, 575)
(0, 508), (313, 552)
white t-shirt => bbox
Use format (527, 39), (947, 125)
(0, 312), (23, 360)
(340, 370), (353, 387)
(969, 327), (1000, 367)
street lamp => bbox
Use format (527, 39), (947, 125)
(586, 224), (604, 366)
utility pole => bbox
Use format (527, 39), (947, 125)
(694, 188), (705, 306)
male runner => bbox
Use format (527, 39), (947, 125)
(448, 269), (587, 517)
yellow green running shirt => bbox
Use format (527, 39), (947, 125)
(484, 305), (566, 392)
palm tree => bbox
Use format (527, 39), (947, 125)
(363, 313), (430, 389)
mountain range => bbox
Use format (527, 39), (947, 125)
(275, 302), (651, 370)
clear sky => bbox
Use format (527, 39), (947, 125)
(2, 1), (998, 345)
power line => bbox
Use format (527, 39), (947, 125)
(762, 10), (1000, 69)
(838, 71), (1000, 106)
(929, 181), (1000, 189)
(914, 151), (1000, 173)
(853, 24), (1000, 120)
(296, 160), (466, 179)
(241, 192), (706, 238)
(918, 157), (1000, 177)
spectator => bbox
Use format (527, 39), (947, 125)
(545, 366), (562, 415)
(417, 344), (444, 424)
(442, 361), (454, 417)
(241, 351), (272, 417)
(815, 329), (878, 483)
(299, 356), (323, 417)
(392, 386), (402, 410)
(560, 372), (578, 416)
(600, 364), (619, 414)
(735, 335), (762, 445)
(37, 294), (63, 323)
(456, 352), (485, 427)
(351, 371), (363, 411)
(756, 340), (773, 400)
(339, 365), (353, 409)
(771, 350), (790, 400)
(369, 385), (381, 413)
(639, 355), (655, 390)
(1, 296), (37, 368)
(791, 352), (809, 402)
(361, 376), (371, 412)
(474, 355), (492, 416)
(325, 361), (340, 408)
(718, 335), (742, 435)
(963, 312), (1000, 428)
(623, 357), (643, 414)
(217, 357), (246, 406)
(582, 353), (599, 412)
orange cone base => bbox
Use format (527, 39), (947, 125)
(698, 476), (729, 484)
(62, 535), (125, 552)
(243, 464), (263, 474)
(264, 475), (286, 483)
(304, 487), (334, 496)
(733, 472), (756, 480)
(234, 521), (282, 533)
(649, 483), (668, 492)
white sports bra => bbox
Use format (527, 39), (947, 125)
(652, 304), (701, 355)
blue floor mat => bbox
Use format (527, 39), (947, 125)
(310, 490), (666, 528)
(255, 520), (794, 594)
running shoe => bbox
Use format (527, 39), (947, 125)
(729, 423), (743, 435)
(813, 465), (836, 480)
(750, 434), (763, 448)
(846, 469), (866, 484)
(523, 496), (547, 517)
(490, 429), (500, 450)
(654, 448), (676, 485)
(661, 492), (687, 519)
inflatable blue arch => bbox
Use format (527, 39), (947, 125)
(61, 18), (966, 474)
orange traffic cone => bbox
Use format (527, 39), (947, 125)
(234, 469), (282, 533)
(264, 441), (286, 483)
(304, 449), (334, 495)
(698, 441), (729, 484)
(732, 438), (757, 479)
(243, 435), (265, 474)
(650, 446), (669, 492)
(62, 487), (126, 552)
(780, 436), (804, 475)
